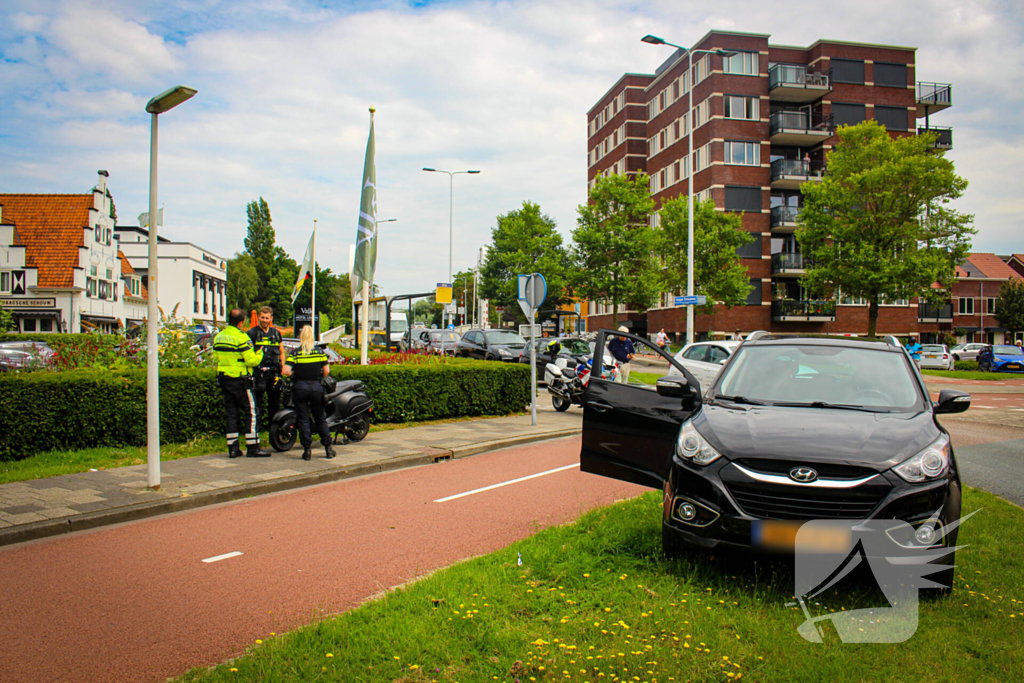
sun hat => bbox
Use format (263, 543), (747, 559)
(618, 326), (629, 333)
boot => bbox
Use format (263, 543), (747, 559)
(324, 440), (336, 459)
(246, 444), (272, 458)
(228, 443), (243, 459)
(302, 445), (312, 461)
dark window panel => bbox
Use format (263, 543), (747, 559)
(832, 102), (866, 127)
(735, 233), (763, 259)
(745, 279), (762, 306)
(874, 106), (909, 131)
(724, 186), (762, 213)
(874, 62), (907, 88)
(831, 59), (865, 84)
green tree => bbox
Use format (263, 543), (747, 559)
(571, 174), (659, 328)
(797, 120), (975, 337)
(995, 278), (1024, 336)
(479, 201), (570, 324)
(226, 252), (259, 312)
(244, 197), (276, 304)
(657, 197), (753, 315)
(0, 307), (14, 332)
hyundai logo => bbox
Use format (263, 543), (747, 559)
(789, 467), (818, 483)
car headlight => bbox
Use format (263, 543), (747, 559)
(894, 433), (951, 482)
(498, 348), (510, 356)
(676, 421), (722, 466)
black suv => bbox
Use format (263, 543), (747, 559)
(455, 328), (527, 361)
(580, 330), (971, 591)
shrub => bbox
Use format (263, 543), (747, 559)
(955, 360), (979, 371)
(0, 361), (529, 460)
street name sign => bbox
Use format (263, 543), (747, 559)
(674, 295), (707, 306)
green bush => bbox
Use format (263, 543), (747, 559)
(955, 360), (979, 371)
(0, 361), (529, 460)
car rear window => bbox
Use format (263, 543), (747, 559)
(921, 345), (944, 353)
(716, 344), (921, 410)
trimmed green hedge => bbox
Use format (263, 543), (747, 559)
(0, 361), (529, 460)
(955, 360), (979, 371)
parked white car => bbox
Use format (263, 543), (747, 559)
(919, 344), (954, 371)
(949, 343), (986, 362)
(670, 340), (742, 394)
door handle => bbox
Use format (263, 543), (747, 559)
(590, 401), (613, 413)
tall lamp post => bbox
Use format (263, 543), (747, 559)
(144, 85), (196, 490)
(422, 167), (480, 332)
(642, 36), (734, 345)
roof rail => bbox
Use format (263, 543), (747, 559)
(882, 335), (903, 348)
(745, 330), (770, 342)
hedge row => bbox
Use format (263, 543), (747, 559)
(954, 360), (979, 371)
(0, 361), (530, 460)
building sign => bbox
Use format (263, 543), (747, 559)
(202, 253), (218, 266)
(293, 306), (321, 337)
(1, 297), (55, 308)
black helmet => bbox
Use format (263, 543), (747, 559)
(321, 375), (337, 393)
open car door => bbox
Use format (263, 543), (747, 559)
(580, 329), (702, 489)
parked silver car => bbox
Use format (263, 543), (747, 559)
(0, 341), (54, 370)
(919, 344), (954, 371)
(670, 340), (741, 394)
(949, 343), (987, 362)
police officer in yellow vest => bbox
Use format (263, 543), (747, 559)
(214, 308), (272, 458)
(248, 305), (284, 432)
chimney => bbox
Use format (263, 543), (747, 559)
(97, 170), (108, 193)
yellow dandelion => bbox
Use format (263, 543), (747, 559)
(255, 640), (263, 645)
(326, 654), (334, 659)
(229, 668), (238, 673)
(584, 574), (591, 578)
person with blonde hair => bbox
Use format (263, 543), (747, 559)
(282, 324), (334, 461)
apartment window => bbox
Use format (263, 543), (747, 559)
(724, 95), (758, 120)
(840, 291), (868, 305)
(745, 279), (762, 305)
(659, 90), (668, 109)
(736, 233), (762, 258)
(659, 129), (667, 148)
(672, 161), (680, 183)
(831, 59), (865, 84)
(724, 186), (762, 212)
(725, 141), (760, 166)
(90, 264), (97, 277)
(0, 271), (10, 294)
(692, 97), (711, 129)
(39, 318), (53, 332)
(673, 120), (680, 140)
(874, 106), (909, 131)
(832, 102), (867, 127)
(958, 297), (975, 315)
(672, 80), (680, 100)
(22, 318), (36, 332)
(723, 51), (758, 75)
(659, 169), (667, 190)
(692, 55), (709, 85)
(874, 62), (907, 88)
(986, 297), (997, 314)
(94, 225), (102, 243)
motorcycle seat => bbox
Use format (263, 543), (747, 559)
(331, 379), (364, 394)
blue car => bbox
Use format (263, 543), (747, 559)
(978, 344), (1024, 373)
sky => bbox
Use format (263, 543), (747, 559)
(1, 0), (1022, 298)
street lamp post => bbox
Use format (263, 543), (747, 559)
(642, 36), (734, 346)
(144, 85), (196, 490)
(422, 167), (480, 333)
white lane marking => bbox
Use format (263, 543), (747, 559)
(971, 406), (996, 410)
(434, 464), (580, 503)
(202, 551), (243, 563)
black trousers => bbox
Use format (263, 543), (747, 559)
(219, 375), (259, 447)
(254, 369), (282, 432)
(293, 380), (332, 447)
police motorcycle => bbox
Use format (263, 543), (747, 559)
(268, 347), (375, 452)
(545, 354), (618, 412)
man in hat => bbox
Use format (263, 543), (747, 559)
(608, 326), (636, 383)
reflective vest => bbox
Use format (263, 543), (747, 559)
(286, 348), (330, 382)
(248, 325), (282, 368)
(213, 325), (263, 377)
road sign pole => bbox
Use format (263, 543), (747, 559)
(530, 306), (537, 426)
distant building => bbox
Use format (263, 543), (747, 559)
(115, 226), (227, 325)
(585, 30), (956, 340)
(0, 171), (146, 333)
(948, 253), (1023, 346)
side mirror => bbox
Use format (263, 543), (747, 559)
(656, 377), (686, 398)
(934, 389), (970, 414)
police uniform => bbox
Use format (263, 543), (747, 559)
(285, 347), (335, 460)
(213, 325), (268, 458)
(248, 324), (283, 431)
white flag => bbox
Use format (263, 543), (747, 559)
(137, 207), (163, 229)
(291, 229), (315, 304)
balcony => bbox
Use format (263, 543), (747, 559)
(770, 205), (801, 232)
(769, 64), (831, 103)
(918, 126), (953, 150)
(772, 299), (836, 322)
(916, 82), (952, 117)
(771, 252), (808, 276)
(770, 158), (825, 190)
(918, 303), (953, 323)
(769, 111), (833, 146)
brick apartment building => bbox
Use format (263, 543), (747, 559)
(584, 30), (962, 340)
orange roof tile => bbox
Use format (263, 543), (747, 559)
(963, 252), (1023, 281)
(117, 249), (148, 300)
(0, 194), (93, 288)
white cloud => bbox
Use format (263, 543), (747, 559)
(0, 0), (1021, 297)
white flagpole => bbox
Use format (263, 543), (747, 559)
(360, 279), (369, 364)
(312, 219), (318, 341)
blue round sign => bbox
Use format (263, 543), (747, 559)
(447, 324), (455, 330)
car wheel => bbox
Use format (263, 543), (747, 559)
(269, 417), (297, 452)
(552, 396), (571, 412)
(662, 523), (686, 559)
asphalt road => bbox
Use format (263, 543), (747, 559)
(943, 420), (1024, 508)
(0, 437), (642, 683)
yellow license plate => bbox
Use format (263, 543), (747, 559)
(926, 355), (938, 359)
(753, 520), (850, 552)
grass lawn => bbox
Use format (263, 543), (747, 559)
(0, 414), (526, 486)
(922, 370), (1020, 381)
(177, 486), (1022, 683)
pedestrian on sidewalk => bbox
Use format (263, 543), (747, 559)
(214, 308), (272, 458)
(608, 326), (635, 384)
(656, 328), (668, 350)
(248, 306), (284, 432)
(282, 325), (335, 461)
(905, 334), (922, 369)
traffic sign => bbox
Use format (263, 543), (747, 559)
(436, 283), (453, 304)
(674, 295), (707, 306)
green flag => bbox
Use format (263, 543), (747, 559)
(353, 115), (377, 283)
(290, 228), (315, 304)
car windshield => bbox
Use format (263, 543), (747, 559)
(485, 331), (526, 345)
(391, 320), (408, 333)
(921, 345), (944, 353)
(430, 331), (460, 342)
(951, 344), (966, 351)
(716, 344), (921, 411)
(993, 345), (1023, 355)
(559, 339), (592, 354)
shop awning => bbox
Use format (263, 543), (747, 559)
(80, 314), (118, 324)
(10, 309), (62, 318)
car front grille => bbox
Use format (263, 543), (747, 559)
(726, 482), (888, 521)
(734, 458), (876, 480)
